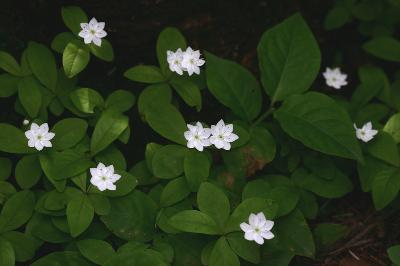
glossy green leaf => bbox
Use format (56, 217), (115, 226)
(367, 132), (400, 167)
(384, 113), (400, 143)
(77, 239), (115, 265)
(275, 92), (363, 161)
(0, 190), (35, 233)
(63, 41), (90, 78)
(0, 51), (22, 76)
(152, 145), (187, 179)
(105, 90), (135, 112)
(209, 237), (240, 266)
(15, 155), (42, 189)
(18, 76), (43, 118)
(226, 232), (260, 264)
(27, 42), (57, 90)
(0, 74), (19, 98)
(0, 238), (14, 266)
(0, 158), (12, 181)
(66, 194), (94, 237)
(51, 32), (76, 53)
(70, 87), (104, 114)
(89, 40), (114, 61)
(124, 65), (167, 83)
(363, 36), (400, 62)
(52, 118), (88, 150)
(258, 13), (321, 103)
(205, 52), (262, 121)
(160, 177), (191, 207)
(169, 210), (219, 235)
(170, 77), (202, 111)
(138, 83), (172, 118)
(91, 110), (129, 155)
(1, 231), (36, 262)
(184, 150), (210, 191)
(61, 6), (88, 35)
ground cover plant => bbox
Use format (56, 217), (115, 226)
(0, 0), (400, 265)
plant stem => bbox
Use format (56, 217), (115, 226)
(252, 106), (275, 127)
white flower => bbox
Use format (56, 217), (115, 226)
(78, 18), (107, 47)
(240, 212), (274, 245)
(23, 119), (30, 126)
(90, 163), (121, 191)
(323, 67), (348, 89)
(354, 121), (378, 143)
(184, 122), (211, 152)
(209, 119), (239, 151)
(167, 48), (184, 75)
(181, 47), (205, 76)
(24, 123), (55, 151)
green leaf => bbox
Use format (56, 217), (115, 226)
(0, 51), (22, 76)
(70, 87), (104, 114)
(257, 13), (321, 103)
(372, 167), (400, 210)
(138, 84), (172, 118)
(226, 232), (260, 264)
(169, 210), (219, 235)
(2, 231), (36, 262)
(27, 42), (57, 91)
(0, 123), (34, 154)
(31, 251), (90, 266)
(292, 168), (353, 198)
(209, 237), (240, 266)
(384, 113), (400, 143)
(269, 186), (300, 217)
(260, 243), (295, 266)
(0, 182), (16, 205)
(66, 194), (94, 237)
(89, 40), (114, 61)
(184, 150), (210, 191)
(63, 41), (90, 78)
(39, 149), (92, 181)
(351, 65), (385, 108)
(274, 209), (315, 258)
(17, 76), (43, 118)
(275, 92), (363, 161)
(388, 245), (400, 265)
(205, 52), (262, 121)
(0, 190), (35, 233)
(51, 32), (76, 53)
(77, 239), (115, 265)
(198, 182), (230, 230)
(324, 7), (351, 30)
(105, 90), (135, 112)
(52, 118), (88, 150)
(363, 36), (400, 62)
(313, 223), (348, 247)
(160, 177), (191, 207)
(91, 110), (129, 155)
(61, 6), (88, 35)
(367, 132), (400, 167)
(297, 190), (318, 219)
(225, 198), (278, 233)
(94, 170), (138, 197)
(95, 145), (127, 171)
(152, 145), (187, 179)
(0, 158), (11, 181)
(0, 238), (14, 266)
(15, 155), (42, 189)
(146, 102), (187, 145)
(88, 194), (110, 215)
(101, 190), (158, 242)
(170, 77), (202, 111)
(28, 213), (71, 243)
(0, 74), (19, 98)
(124, 65), (167, 83)
(156, 27), (187, 75)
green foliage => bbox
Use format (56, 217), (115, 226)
(0, 3), (399, 265)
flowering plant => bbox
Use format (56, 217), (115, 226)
(0, 2), (399, 265)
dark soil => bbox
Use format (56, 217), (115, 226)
(0, 0), (397, 265)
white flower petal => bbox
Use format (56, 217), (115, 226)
(261, 231), (274, 240)
(240, 222), (251, 232)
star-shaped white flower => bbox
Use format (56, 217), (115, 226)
(184, 122), (211, 152)
(354, 121), (378, 143)
(240, 212), (274, 245)
(167, 48), (184, 75)
(323, 67), (348, 89)
(90, 163), (121, 191)
(78, 17), (107, 47)
(25, 123), (55, 151)
(181, 47), (205, 76)
(209, 119), (239, 151)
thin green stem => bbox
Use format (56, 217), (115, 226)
(252, 106), (275, 127)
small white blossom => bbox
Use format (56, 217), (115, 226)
(167, 48), (184, 75)
(184, 122), (211, 152)
(25, 123), (55, 151)
(90, 163), (121, 191)
(240, 212), (274, 245)
(323, 67), (348, 89)
(354, 121), (378, 143)
(78, 18), (107, 47)
(181, 47), (205, 76)
(209, 119), (239, 151)
(23, 119), (30, 126)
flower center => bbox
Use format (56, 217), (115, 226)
(190, 59), (194, 64)
(90, 29), (96, 35)
(254, 227), (260, 233)
(194, 135), (200, 140)
(218, 134), (224, 139)
(101, 176), (107, 181)
(360, 130), (365, 136)
(37, 135), (42, 140)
